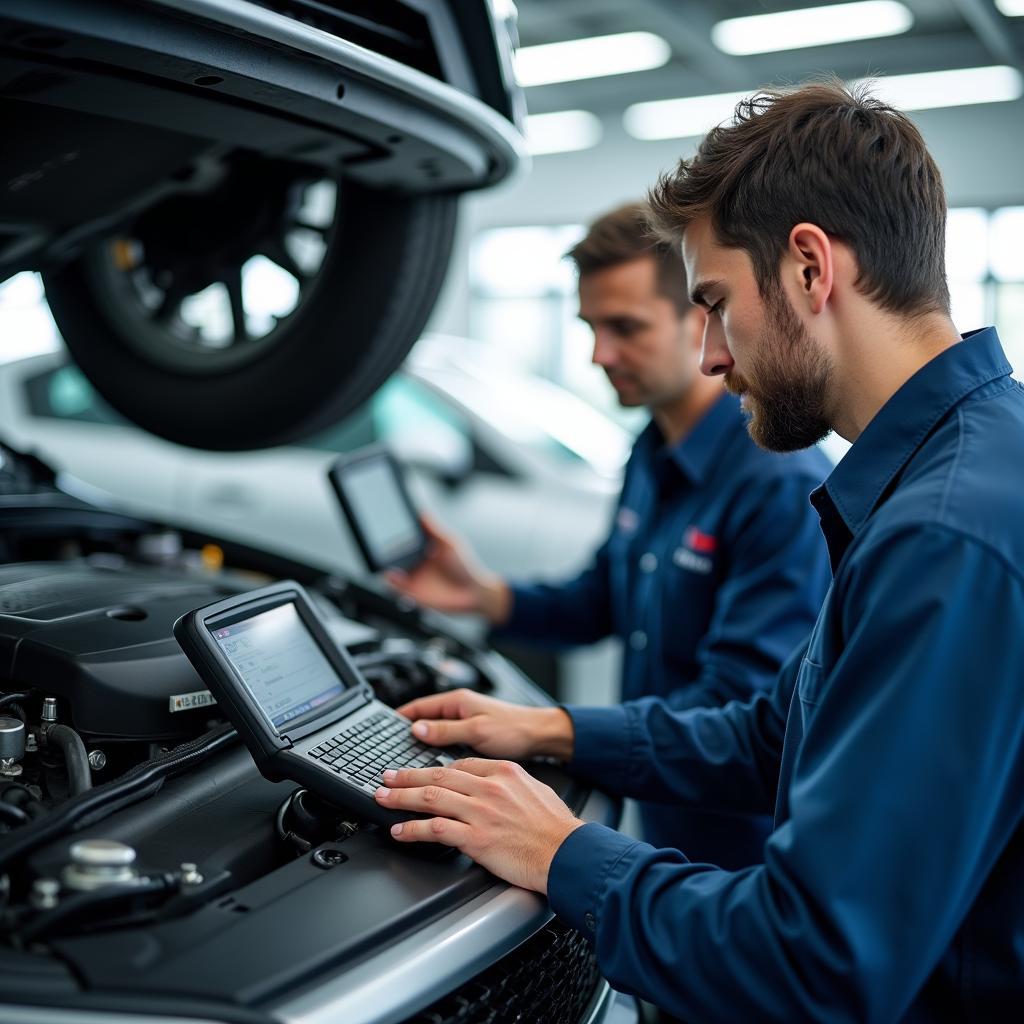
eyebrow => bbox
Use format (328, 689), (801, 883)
(690, 279), (722, 308)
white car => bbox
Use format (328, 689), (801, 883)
(0, 338), (628, 587)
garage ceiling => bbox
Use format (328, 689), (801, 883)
(513, 0), (1024, 116)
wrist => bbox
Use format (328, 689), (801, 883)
(537, 818), (585, 896)
(476, 574), (511, 625)
(531, 706), (575, 761)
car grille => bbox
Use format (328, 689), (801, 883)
(403, 920), (603, 1024)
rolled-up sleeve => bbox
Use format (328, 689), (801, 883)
(547, 526), (1024, 1022)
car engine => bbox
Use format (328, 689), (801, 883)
(0, 444), (618, 1024)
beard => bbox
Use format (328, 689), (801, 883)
(725, 286), (834, 452)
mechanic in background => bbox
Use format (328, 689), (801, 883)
(389, 203), (831, 869)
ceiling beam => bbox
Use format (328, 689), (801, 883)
(949, 0), (1024, 70)
(640, 0), (770, 91)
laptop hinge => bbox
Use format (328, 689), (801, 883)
(280, 687), (373, 745)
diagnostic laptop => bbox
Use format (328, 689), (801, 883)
(174, 580), (451, 828)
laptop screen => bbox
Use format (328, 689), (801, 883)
(212, 601), (346, 731)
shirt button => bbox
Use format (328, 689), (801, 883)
(630, 630), (648, 651)
(639, 552), (658, 573)
(584, 912), (596, 931)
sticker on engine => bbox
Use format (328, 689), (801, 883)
(169, 689), (217, 713)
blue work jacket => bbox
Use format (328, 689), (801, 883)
(549, 328), (1024, 1022)
(498, 391), (831, 866)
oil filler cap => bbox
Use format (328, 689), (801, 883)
(63, 839), (139, 891)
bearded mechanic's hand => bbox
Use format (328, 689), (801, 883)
(374, 758), (584, 893)
(379, 690), (582, 891)
(397, 689), (575, 762)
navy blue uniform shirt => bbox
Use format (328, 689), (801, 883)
(549, 328), (1024, 1022)
(498, 392), (831, 867)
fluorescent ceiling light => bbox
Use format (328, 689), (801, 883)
(514, 32), (670, 88)
(625, 65), (1022, 142)
(525, 110), (602, 156)
(995, 1), (1024, 15)
(624, 91), (748, 142)
(853, 65), (1023, 111)
(712, 1), (912, 55)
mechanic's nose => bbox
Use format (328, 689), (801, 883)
(591, 332), (616, 368)
(700, 321), (733, 377)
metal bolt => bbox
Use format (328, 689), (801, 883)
(24, 733), (37, 753)
(88, 749), (107, 771)
(41, 698), (58, 723)
(311, 847), (348, 869)
(180, 862), (204, 886)
(31, 877), (60, 910)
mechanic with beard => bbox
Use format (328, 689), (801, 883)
(389, 202), (831, 870)
(374, 79), (1024, 1021)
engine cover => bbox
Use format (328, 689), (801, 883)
(0, 562), (250, 739)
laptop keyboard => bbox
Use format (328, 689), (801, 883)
(306, 709), (437, 787)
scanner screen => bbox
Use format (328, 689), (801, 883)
(213, 602), (345, 730)
(343, 457), (421, 565)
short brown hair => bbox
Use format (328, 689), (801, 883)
(648, 77), (950, 317)
(567, 202), (691, 314)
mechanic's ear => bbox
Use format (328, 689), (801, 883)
(788, 223), (833, 315)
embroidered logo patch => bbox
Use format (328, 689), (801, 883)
(673, 548), (713, 574)
(673, 526), (717, 574)
(684, 526), (718, 553)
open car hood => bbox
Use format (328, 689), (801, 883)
(0, 0), (527, 449)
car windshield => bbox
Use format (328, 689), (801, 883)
(413, 359), (631, 479)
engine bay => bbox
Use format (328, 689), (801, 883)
(0, 443), (611, 1023)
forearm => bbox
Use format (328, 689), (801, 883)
(547, 825), (863, 1023)
(564, 644), (803, 810)
(494, 567), (613, 647)
(564, 696), (781, 813)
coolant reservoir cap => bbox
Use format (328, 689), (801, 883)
(69, 839), (137, 867)
(64, 839), (138, 892)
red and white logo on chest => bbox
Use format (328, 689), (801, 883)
(674, 526), (717, 574)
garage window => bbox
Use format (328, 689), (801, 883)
(307, 375), (475, 477)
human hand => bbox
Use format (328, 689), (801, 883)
(385, 515), (510, 623)
(398, 689), (575, 761)
(374, 759), (584, 893)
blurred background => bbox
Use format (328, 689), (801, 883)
(4, 0), (1024, 701)
(432, 0), (1024, 401)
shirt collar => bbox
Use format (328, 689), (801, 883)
(812, 327), (1012, 558)
(639, 391), (745, 486)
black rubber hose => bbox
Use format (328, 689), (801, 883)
(0, 693), (31, 711)
(47, 725), (92, 797)
(0, 723), (236, 875)
(0, 802), (29, 827)
(18, 875), (174, 944)
(0, 784), (45, 820)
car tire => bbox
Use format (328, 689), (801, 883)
(42, 183), (457, 450)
